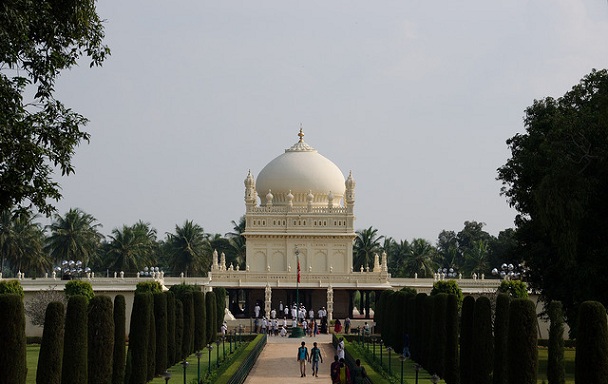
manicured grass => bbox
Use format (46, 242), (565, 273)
(537, 347), (575, 384)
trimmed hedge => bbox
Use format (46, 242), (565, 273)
(430, 293), (447, 377)
(37, 301), (65, 384)
(180, 292), (194, 359)
(147, 297), (156, 382)
(175, 299), (184, 364)
(62, 295), (88, 384)
(193, 290), (206, 352)
(206, 291), (217, 344)
(215, 287), (226, 332)
(88, 296), (115, 384)
(0, 294), (27, 384)
(445, 294), (460, 384)
(126, 292), (152, 384)
(166, 291), (176, 365)
(459, 296), (474, 384)
(493, 293), (510, 384)
(112, 295), (126, 384)
(507, 299), (537, 384)
(135, 281), (163, 293)
(64, 280), (94, 302)
(154, 292), (168, 375)
(471, 296), (493, 384)
(575, 301), (608, 383)
(0, 279), (24, 297)
(413, 293), (427, 362)
(547, 300), (565, 384)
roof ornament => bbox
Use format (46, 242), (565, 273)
(298, 126), (304, 142)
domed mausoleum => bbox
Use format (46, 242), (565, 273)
(211, 129), (390, 321)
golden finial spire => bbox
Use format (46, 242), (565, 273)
(298, 125), (304, 142)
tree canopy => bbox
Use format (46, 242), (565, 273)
(498, 68), (608, 332)
(0, 0), (110, 216)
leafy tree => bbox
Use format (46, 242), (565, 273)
(431, 280), (463, 309)
(575, 301), (608, 383)
(487, 228), (518, 269)
(166, 221), (210, 277)
(0, 279), (24, 297)
(0, 0), (110, 216)
(88, 296), (114, 384)
(46, 208), (103, 266)
(0, 294), (27, 384)
(62, 295), (88, 384)
(37, 301), (65, 384)
(463, 239), (490, 277)
(507, 299), (538, 384)
(25, 285), (66, 327)
(436, 230), (460, 268)
(0, 210), (47, 276)
(547, 301), (565, 384)
(353, 226), (384, 269)
(497, 280), (528, 299)
(456, 221), (492, 259)
(112, 295), (126, 384)
(64, 280), (94, 302)
(497, 69), (608, 332)
(401, 238), (437, 278)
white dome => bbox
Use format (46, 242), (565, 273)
(256, 131), (345, 207)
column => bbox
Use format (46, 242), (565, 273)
(264, 284), (272, 318)
(326, 286), (334, 321)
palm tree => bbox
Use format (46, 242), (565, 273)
(166, 220), (210, 276)
(1, 210), (48, 276)
(400, 238), (437, 278)
(463, 239), (489, 277)
(388, 239), (410, 277)
(46, 208), (103, 266)
(225, 216), (247, 269)
(353, 226), (384, 270)
(105, 222), (157, 273)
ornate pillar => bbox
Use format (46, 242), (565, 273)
(264, 284), (272, 318)
(326, 286), (334, 321)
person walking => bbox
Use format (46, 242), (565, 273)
(309, 341), (323, 377)
(297, 341), (310, 377)
(330, 355), (341, 384)
(335, 358), (350, 384)
(337, 337), (345, 360)
(351, 359), (367, 384)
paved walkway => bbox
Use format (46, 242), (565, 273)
(244, 334), (336, 384)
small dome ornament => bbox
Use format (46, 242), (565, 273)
(287, 190), (294, 208)
(328, 191), (334, 208)
(346, 170), (356, 189)
(244, 170), (254, 188)
(266, 189), (274, 206)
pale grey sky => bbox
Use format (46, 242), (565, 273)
(51, 1), (608, 243)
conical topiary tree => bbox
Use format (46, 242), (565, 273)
(471, 296), (493, 384)
(166, 292), (176, 366)
(430, 293), (447, 378)
(62, 295), (88, 384)
(175, 299), (184, 364)
(147, 297), (156, 382)
(507, 298), (537, 384)
(215, 287), (226, 332)
(575, 301), (608, 384)
(180, 292), (194, 359)
(414, 293), (427, 362)
(547, 300), (565, 384)
(193, 291), (206, 352)
(37, 301), (65, 384)
(493, 293), (510, 384)
(88, 296), (115, 384)
(459, 295), (475, 384)
(0, 294), (27, 384)
(205, 291), (217, 344)
(126, 292), (151, 384)
(154, 292), (168, 376)
(444, 294), (460, 384)
(112, 295), (126, 384)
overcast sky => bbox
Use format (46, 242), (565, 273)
(50, 1), (608, 243)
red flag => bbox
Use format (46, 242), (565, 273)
(297, 259), (301, 283)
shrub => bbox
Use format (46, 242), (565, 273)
(430, 293), (447, 377)
(547, 300), (565, 384)
(0, 294), (27, 384)
(88, 296), (115, 384)
(215, 287), (226, 331)
(575, 301), (608, 383)
(400, 286), (417, 295)
(431, 280), (463, 308)
(25, 286), (66, 327)
(174, 299), (183, 363)
(135, 281), (163, 293)
(169, 283), (200, 299)
(36, 301), (65, 384)
(493, 293), (510, 384)
(459, 296), (475, 384)
(497, 279), (528, 299)
(64, 280), (94, 302)
(444, 294), (459, 384)
(413, 293), (427, 362)
(507, 299), (537, 384)
(154, 293), (168, 375)
(166, 292), (176, 365)
(206, 291), (217, 344)
(471, 296), (493, 384)
(193, 291), (206, 352)
(0, 279), (24, 297)
(112, 295), (126, 384)
(126, 293), (151, 384)
(180, 292), (194, 359)
(62, 295), (88, 384)
(422, 295), (434, 367)
(147, 298), (156, 382)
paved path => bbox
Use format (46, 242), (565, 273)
(244, 334), (336, 384)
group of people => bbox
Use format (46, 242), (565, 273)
(296, 337), (368, 383)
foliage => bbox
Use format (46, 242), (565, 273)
(507, 299), (538, 384)
(429, 293), (447, 378)
(169, 283), (200, 299)
(166, 292), (177, 365)
(45, 208), (103, 266)
(430, 280), (463, 309)
(444, 294), (460, 384)
(64, 280), (94, 302)
(174, 299), (183, 365)
(88, 296), (115, 384)
(377, 290), (393, 342)
(25, 285), (66, 327)
(471, 296), (493, 384)
(401, 238), (436, 278)
(206, 291), (217, 344)
(166, 221), (211, 276)
(492, 293), (510, 384)
(126, 293), (151, 384)
(135, 280), (163, 293)
(575, 301), (608, 383)
(154, 293), (167, 375)
(497, 279), (528, 299)
(399, 286), (417, 295)
(193, 291), (206, 352)
(547, 301), (565, 384)
(497, 69), (608, 333)
(112, 295), (126, 384)
(0, 0), (110, 216)
(0, 279), (24, 297)
(0, 294), (27, 384)
(147, 297), (156, 382)
(353, 226), (384, 269)
(62, 295), (88, 384)
(459, 296), (474, 384)
(215, 287), (227, 331)
(104, 221), (158, 273)
(180, 292), (194, 359)
(36, 301), (65, 384)
(413, 293), (427, 362)
(0, 209), (47, 276)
